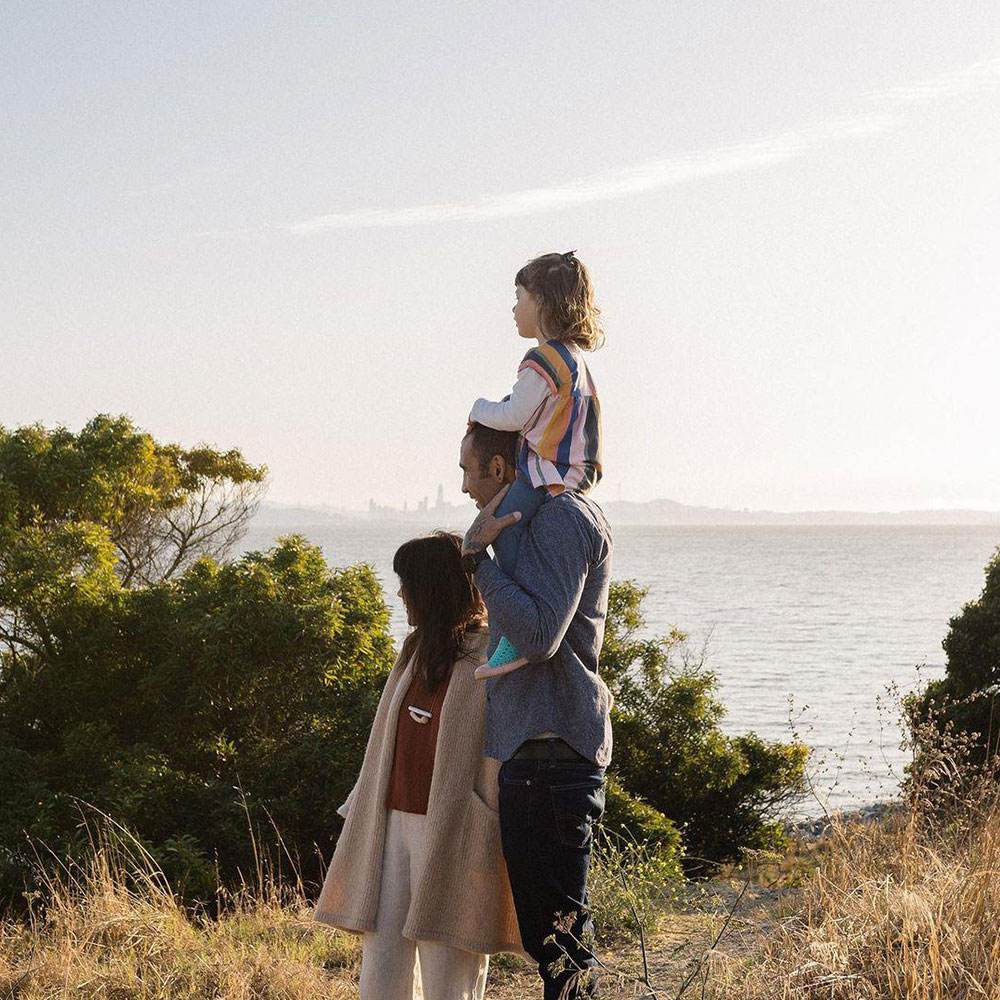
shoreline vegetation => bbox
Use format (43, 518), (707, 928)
(3, 416), (999, 997)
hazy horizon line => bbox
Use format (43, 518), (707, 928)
(261, 495), (1000, 517)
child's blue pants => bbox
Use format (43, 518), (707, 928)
(490, 475), (545, 575)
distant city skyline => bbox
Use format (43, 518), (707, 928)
(4, 2), (999, 512)
(259, 491), (1000, 524)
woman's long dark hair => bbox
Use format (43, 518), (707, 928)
(392, 531), (486, 692)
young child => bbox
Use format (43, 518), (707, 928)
(469, 250), (604, 679)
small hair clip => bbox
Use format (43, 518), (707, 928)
(562, 250), (577, 262)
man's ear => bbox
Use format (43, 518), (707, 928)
(489, 455), (505, 481)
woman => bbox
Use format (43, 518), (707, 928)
(313, 531), (523, 999)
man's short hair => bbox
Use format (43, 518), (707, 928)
(465, 422), (519, 474)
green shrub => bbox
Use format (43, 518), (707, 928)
(602, 581), (808, 873)
(602, 775), (682, 858)
(907, 545), (1000, 774)
(0, 418), (394, 907)
(0, 537), (393, 906)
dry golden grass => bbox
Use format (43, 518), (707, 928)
(0, 819), (362, 1000)
(0, 812), (551, 1000)
(11, 807), (995, 1000)
(706, 707), (1000, 1000)
(704, 800), (1000, 1000)
(8, 708), (1000, 999)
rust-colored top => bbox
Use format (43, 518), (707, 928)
(385, 668), (452, 814)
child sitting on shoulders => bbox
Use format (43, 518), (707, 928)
(469, 250), (605, 678)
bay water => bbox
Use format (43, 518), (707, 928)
(238, 520), (999, 817)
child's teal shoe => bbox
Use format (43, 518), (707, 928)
(474, 635), (530, 679)
(487, 635), (522, 669)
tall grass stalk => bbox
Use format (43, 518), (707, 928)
(0, 806), (357, 999)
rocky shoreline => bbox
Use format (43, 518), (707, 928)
(788, 801), (900, 840)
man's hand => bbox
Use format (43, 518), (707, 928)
(462, 484), (521, 555)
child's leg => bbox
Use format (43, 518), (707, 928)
(476, 477), (545, 679)
(489, 476), (544, 576)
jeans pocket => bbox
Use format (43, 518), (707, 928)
(549, 777), (606, 849)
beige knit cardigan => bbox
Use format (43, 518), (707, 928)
(313, 629), (524, 956)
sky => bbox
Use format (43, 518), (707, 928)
(3, 1), (1000, 512)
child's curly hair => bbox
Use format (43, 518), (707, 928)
(515, 251), (605, 352)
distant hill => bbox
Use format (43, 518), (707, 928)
(601, 499), (1000, 526)
(255, 498), (1000, 528)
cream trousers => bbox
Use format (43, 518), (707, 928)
(360, 809), (489, 1000)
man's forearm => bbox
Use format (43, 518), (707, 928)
(475, 543), (586, 662)
(475, 559), (561, 661)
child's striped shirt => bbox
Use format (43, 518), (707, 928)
(469, 340), (602, 495)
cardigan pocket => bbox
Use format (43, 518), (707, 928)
(463, 790), (503, 873)
(471, 787), (499, 815)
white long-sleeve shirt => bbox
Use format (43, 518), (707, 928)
(468, 367), (550, 431)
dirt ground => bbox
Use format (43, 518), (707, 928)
(449, 879), (797, 999)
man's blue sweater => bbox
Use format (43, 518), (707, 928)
(474, 490), (614, 766)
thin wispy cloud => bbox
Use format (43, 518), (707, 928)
(873, 54), (1000, 104)
(286, 55), (1000, 235)
(289, 114), (891, 234)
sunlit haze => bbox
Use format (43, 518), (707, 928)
(4, 2), (999, 512)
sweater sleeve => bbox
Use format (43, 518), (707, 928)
(337, 647), (407, 818)
(469, 367), (550, 432)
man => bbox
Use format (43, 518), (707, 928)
(458, 422), (614, 1000)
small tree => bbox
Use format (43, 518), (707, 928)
(0, 414), (267, 597)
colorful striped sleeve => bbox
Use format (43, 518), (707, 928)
(517, 345), (563, 393)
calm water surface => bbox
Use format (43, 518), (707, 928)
(238, 521), (999, 817)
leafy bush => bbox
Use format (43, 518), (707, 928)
(0, 536), (393, 906)
(907, 545), (1000, 773)
(602, 775), (683, 858)
(0, 418), (394, 907)
(602, 581), (808, 872)
(589, 826), (682, 942)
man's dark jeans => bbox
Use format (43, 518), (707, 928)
(498, 755), (606, 999)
